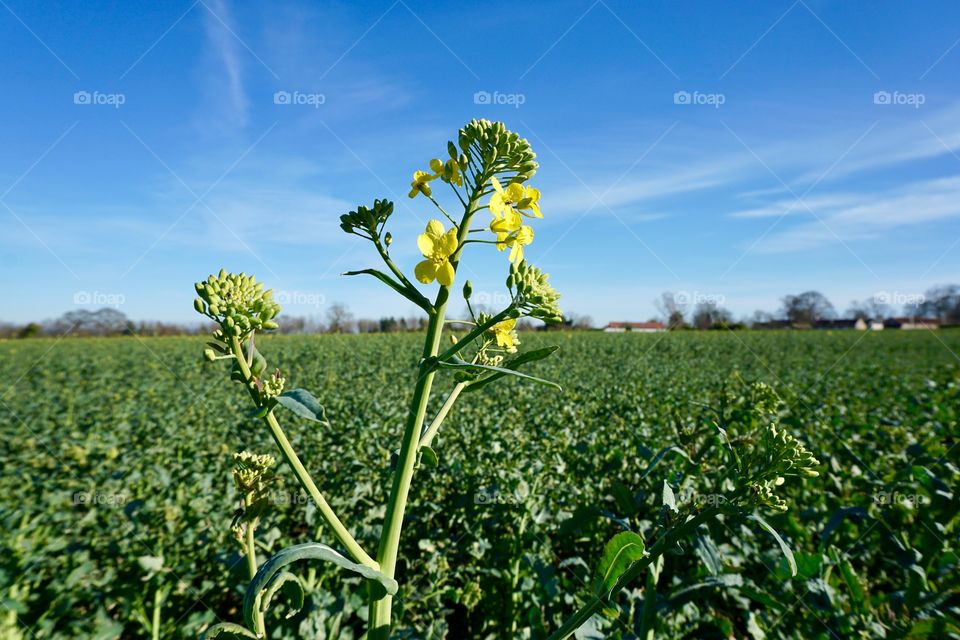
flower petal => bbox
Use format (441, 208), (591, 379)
(429, 158), (443, 173)
(490, 176), (504, 194)
(436, 260), (455, 286)
(425, 219), (445, 239)
(440, 229), (459, 256)
(414, 259), (438, 284)
(417, 232), (436, 257)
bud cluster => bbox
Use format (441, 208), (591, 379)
(339, 198), (394, 240)
(740, 423), (820, 511)
(262, 369), (285, 399)
(194, 269), (281, 340)
(507, 260), (563, 323)
(232, 451), (276, 498)
(458, 119), (538, 182)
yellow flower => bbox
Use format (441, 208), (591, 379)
(495, 224), (534, 263)
(443, 159), (463, 187)
(409, 170), (438, 198)
(489, 318), (519, 353)
(415, 220), (458, 286)
(488, 177), (526, 216)
(488, 177), (542, 218)
(518, 185), (542, 218)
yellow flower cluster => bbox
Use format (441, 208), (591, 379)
(487, 177), (541, 263)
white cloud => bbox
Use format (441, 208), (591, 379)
(199, 0), (248, 129)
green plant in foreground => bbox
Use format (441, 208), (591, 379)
(192, 120), (821, 639)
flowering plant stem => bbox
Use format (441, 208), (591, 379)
(367, 195), (482, 639)
(228, 335), (376, 569)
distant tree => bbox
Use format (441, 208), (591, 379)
(18, 322), (42, 339)
(781, 291), (835, 325)
(691, 302), (732, 330)
(50, 308), (129, 336)
(357, 318), (379, 333)
(655, 292), (686, 328)
(848, 298), (889, 320)
(751, 310), (773, 324)
(566, 312), (594, 330)
(325, 303), (354, 333)
(917, 284), (960, 323)
(379, 317), (399, 333)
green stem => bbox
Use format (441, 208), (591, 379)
(244, 509), (258, 580)
(547, 507), (722, 640)
(418, 382), (467, 449)
(150, 588), (162, 640)
(229, 335), (376, 568)
(368, 190), (483, 639)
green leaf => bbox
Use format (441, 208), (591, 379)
(440, 355), (561, 391)
(243, 543), (397, 631)
(275, 389), (329, 424)
(259, 571), (304, 620)
(462, 346), (560, 393)
(750, 514), (796, 577)
(661, 481), (677, 512)
(593, 531), (646, 597)
(137, 555), (164, 574)
(201, 623), (258, 639)
(419, 445), (439, 468)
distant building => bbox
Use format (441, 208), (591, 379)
(885, 317), (942, 330)
(854, 318), (885, 331)
(604, 321), (666, 333)
(752, 320), (792, 330)
(813, 319), (858, 330)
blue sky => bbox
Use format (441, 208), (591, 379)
(2, 0), (958, 326)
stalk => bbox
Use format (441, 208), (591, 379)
(150, 588), (162, 640)
(229, 335), (376, 568)
(419, 382), (467, 449)
(368, 194), (482, 639)
(244, 511), (258, 579)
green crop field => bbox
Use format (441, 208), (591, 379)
(1, 331), (958, 639)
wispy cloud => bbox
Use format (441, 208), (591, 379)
(198, 0), (248, 130)
(745, 175), (960, 253)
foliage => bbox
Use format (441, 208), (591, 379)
(1, 330), (957, 638)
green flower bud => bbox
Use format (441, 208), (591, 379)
(463, 280), (472, 300)
(203, 348), (217, 362)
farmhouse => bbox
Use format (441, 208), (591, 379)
(604, 321), (666, 333)
(884, 317), (942, 330)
